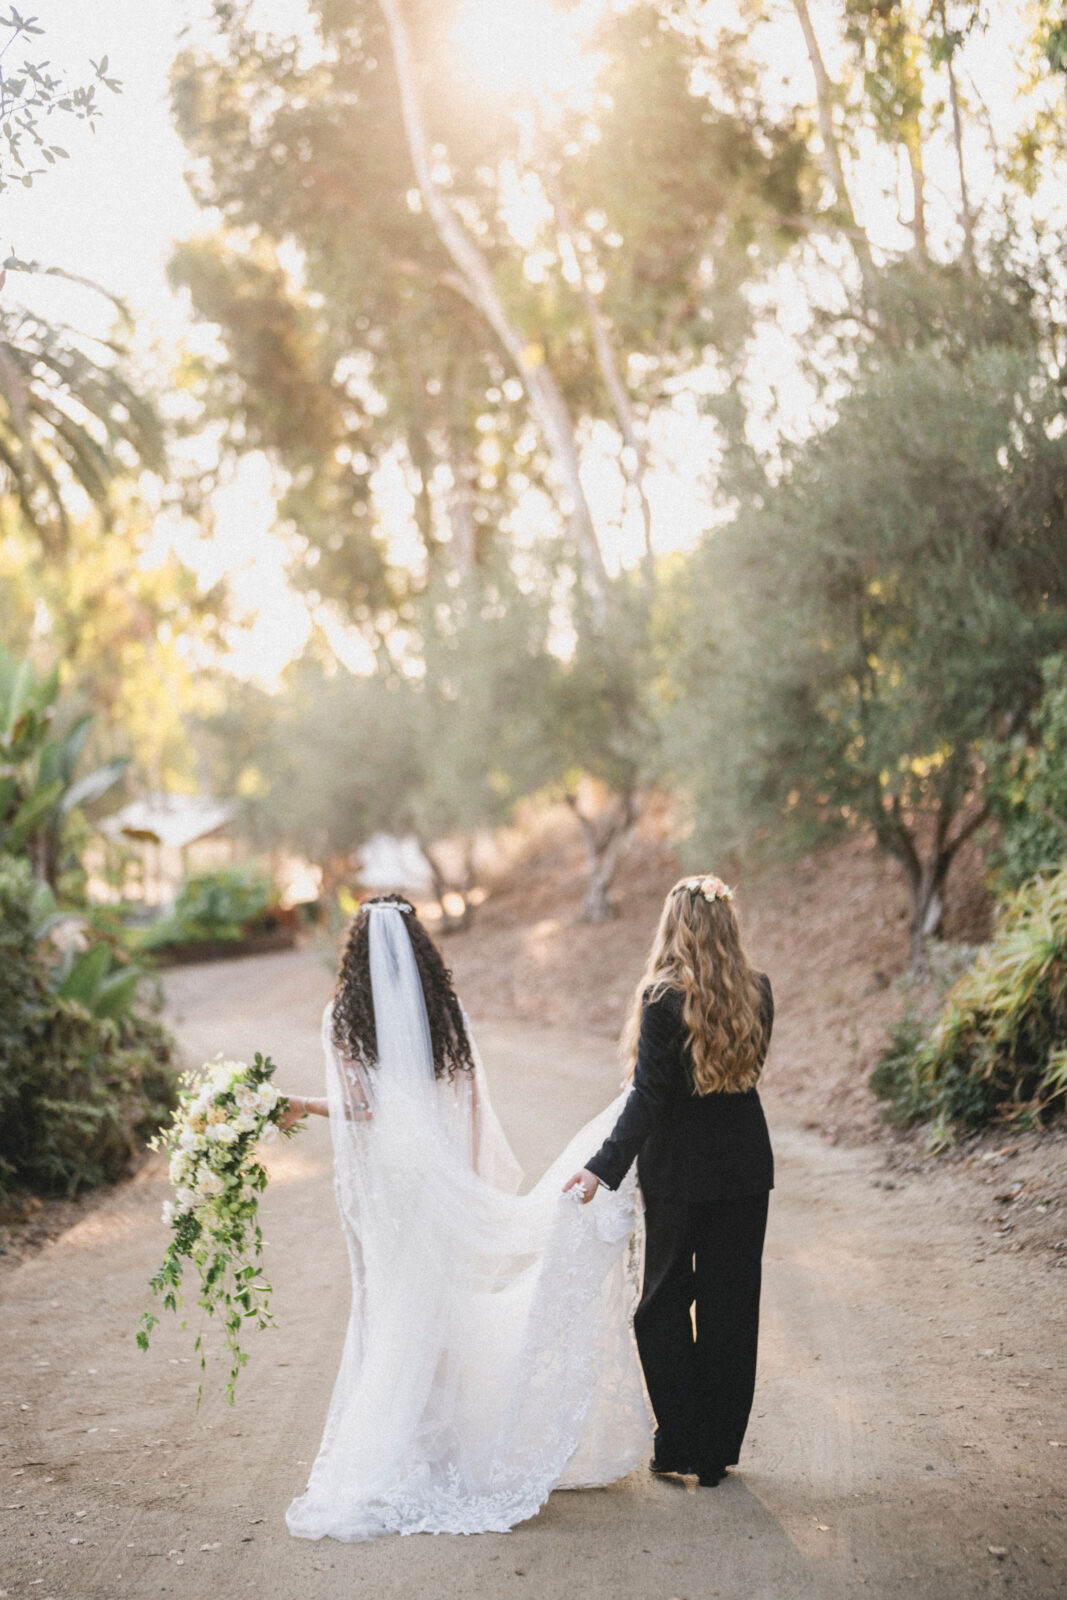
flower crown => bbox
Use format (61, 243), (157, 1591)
(681, 874), (735, 904)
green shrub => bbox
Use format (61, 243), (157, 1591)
(52, 939), (144, 1020)
(27, 878), (150, 1021)
(868, 1017), (932, 1128)
(0, 645), (128, 888)
(0, 857), (178, 1201)
(138, 864), (275, 950)
(987, 654), (1067, 892)
(871, 866), (1067, 1138)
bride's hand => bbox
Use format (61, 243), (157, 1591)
(278, 1097), (308, 1133)
(563, 1169), (599, 1204)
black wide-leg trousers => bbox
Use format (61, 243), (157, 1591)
(633, 1191), (769, 1473)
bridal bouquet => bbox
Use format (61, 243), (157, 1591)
(137, 1052), (295, 1403)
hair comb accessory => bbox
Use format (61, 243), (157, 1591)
(683, 875), (734, 904)
(365, 897), (414, 914)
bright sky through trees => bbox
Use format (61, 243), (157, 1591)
(8, 0), (1058, 685)
(450, 0), (606, 106)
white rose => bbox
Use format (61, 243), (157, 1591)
(259, 1121), (280, 1145)
(212, 1059), (246, 1091)
(178, 1126), (198, 1150)
(196, 1169), (224, 1198)
(214, 1122), (239, 1147)
(161, 1200), (176, 1226)
(175, 1185), (197, 1210)
(254, 1082), (280, 1113)
(233, 1085), (258, 1116)
(234, 1112), (257, 1134)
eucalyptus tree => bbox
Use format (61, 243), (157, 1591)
(172, 0), (812, 587)
(367, 0), (810, 911)
(704, 0), (1025, 325)
(374, 0), (808, 589)
(171, 0), (810, 913)
(169, 3), (534, 620)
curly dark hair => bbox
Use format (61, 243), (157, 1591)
(331, 895), (475, 1080)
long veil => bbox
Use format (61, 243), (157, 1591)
(285, 905), (651, 1542)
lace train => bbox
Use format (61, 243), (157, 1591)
(286, 963), (650, 1542)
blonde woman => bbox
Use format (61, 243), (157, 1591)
(565, 875), (774, 1488)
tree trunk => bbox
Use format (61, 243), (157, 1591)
(567, 789), (641, 924)
(905, 138), (928, 260)
(543, 157), (655, 594)
(376, 0), (609, 617)
(406, 422), (438, 565)
(897, 849), (948, 971)
(935, 0), (976, 270)
(879, 796), (989, 970)
(790, 0), (880, 302)
(443, 450), (477, 574)
(443, 379), (478, 574)
(420, 836), (476, 932)
(400, 348), (440, 565)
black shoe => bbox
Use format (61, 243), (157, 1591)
(649, 1455), (694, 1477)
(697, 1465), (727, 1487)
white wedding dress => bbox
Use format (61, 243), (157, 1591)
(286, 906), (651, 1542)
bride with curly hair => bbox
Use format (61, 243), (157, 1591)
(279, 895), (651, 1542)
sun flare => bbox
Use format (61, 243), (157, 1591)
(450, 0), (605, 107)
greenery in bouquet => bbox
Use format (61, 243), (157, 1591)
(137, 1052), (296, 1402)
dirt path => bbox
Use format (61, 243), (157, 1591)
(2, 947), (1065, 1600)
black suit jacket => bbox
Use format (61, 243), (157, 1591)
(586, 976), (774, 1204)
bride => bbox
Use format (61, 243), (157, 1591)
(278, 895), (651, 1542)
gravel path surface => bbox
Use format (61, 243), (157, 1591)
(1, 946), (1064, 1599)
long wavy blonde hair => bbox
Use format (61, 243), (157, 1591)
(621, 877), (767, 1094)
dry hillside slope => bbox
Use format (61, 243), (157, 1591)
(444, 808), (1066, 1271)
(448, 810), (984, 1140)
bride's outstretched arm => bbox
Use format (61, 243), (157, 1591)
(278, 1073), (374, 1129)
(278, 1094), (328, 1130)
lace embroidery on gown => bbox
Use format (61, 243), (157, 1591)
(285, 910), (650, 1542)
